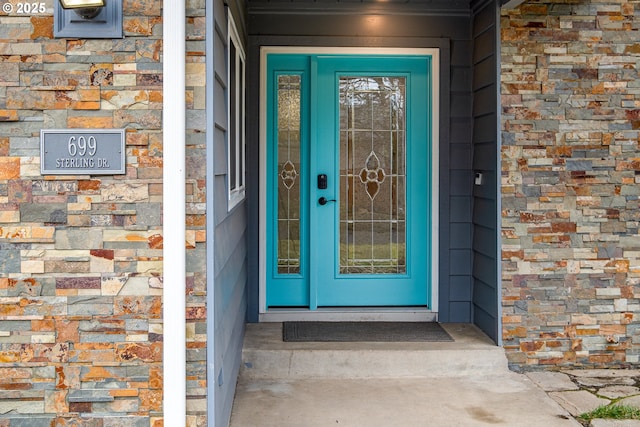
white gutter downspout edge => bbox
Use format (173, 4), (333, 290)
(162, 0), (187, 425)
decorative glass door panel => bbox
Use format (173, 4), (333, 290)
(266, 53), (432, 309)
(266, 55), (310, 307)
(340, 76), (406, 275)
(277, 75), (302, 274)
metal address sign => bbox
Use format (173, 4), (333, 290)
(40, 129), (125, 175)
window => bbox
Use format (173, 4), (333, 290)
(227, 12), (246, 210)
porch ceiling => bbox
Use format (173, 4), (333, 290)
(247, 0), (473, 16)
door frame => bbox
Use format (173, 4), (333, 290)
(258, 46), (440, 321)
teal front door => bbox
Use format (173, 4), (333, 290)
(266, 52), (433, 309)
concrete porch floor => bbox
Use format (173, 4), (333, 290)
(229, 323), (579, 426)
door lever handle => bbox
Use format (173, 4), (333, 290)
(318, 197), (336, 206)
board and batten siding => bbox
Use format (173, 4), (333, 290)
(471, 0), (500, 342)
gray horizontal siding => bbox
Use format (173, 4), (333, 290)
(473, 86), (497, 115)
(471, 0), (499, 343)
(473, 113), (497, 143)
(247, 6), (471, 39)
(474, 138), (496, 168)
(474, 56), (496, 90)
(451, 196), (472, 222)
(208, 0), (249, 426)
(214, 264), (246, 426)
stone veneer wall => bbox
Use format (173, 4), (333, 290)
(0, 2), (208, 426)
(185, 2), (208, 426)
(501, 0), (640, 369)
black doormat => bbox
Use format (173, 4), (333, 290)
(282, 321), (454, 342)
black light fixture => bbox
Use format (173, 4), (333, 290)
(59, 0), (106, 19)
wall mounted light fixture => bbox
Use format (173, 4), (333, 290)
(54, 0), (122, 38)
(59, 0), (106, 20)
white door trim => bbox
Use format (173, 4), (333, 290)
(259, 46), (440, 320)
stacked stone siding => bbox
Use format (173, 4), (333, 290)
(185, 2), (208, 427)
(0, 1), (210, 425)
(501, 0), (640, 368)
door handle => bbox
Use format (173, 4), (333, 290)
(318, 197), (336, 206)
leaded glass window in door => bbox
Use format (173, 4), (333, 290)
(276, 75), (302, 274)
(339, 76), (406, 274)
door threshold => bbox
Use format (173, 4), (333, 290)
(259, 308), (437, 322)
